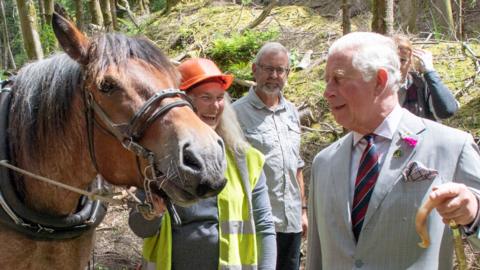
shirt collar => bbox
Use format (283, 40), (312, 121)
(353, 105), (404, 146)
(247, 86), (286, 111)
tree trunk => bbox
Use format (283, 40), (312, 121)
(37, 0), (45, 27)
(342, 0), (351, 35)
(15, 0), (44, 60)
(399, 0), (418, 33)
(88, 0), (104, 27)
(431, 0), (456, 39)
(44, 0), (54, 25)
(100, 0), (113, 31)
(457, 0), (464, 41)
(76, 0), (84, 31)
(109, 0), (118, 30)
(371, 0), (394, 35)
(0, 0), (15, 69)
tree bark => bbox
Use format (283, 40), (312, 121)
(75, 0), (84, 31)
(431, 0), (456, 39)
(88, 0), (104, 27)
(457, 0), (464, 41)
(342, 0), (351, 35)
(37, 0), (45, 27)
(15, 0), (44, 60)
(0, 0), (15, 69)
(44, 0), (53, 25)
(100, 0), (113, 31)
(399, 0), (418, 33)
(109, 0), (118, 30)
(371, 0), (394, 35)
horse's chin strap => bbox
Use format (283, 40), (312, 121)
(83, 88), (193, 217)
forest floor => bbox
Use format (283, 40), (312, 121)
(92, 1), (480, 269)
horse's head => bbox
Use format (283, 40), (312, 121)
(51, 14), (227, 206)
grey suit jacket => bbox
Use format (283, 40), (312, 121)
(306, 110), (480, 270)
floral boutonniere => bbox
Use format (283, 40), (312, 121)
(402, 136), (418, 148)
(393, 132), (418, 158)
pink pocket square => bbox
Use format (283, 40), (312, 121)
(402, 161), (438, 182)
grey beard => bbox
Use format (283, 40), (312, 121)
(257, 84), (282, 94)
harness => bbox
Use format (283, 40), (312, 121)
(0, 78), (192, 239)
(83, 85), (193, 215)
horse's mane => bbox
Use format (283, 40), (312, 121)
(9, 33), (179, 161)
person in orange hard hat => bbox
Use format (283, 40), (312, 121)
(129, 58), (277, 270)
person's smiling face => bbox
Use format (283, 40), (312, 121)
(188, 81), (225, 129)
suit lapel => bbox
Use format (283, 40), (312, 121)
(362, 111), (426, 228)
(331, 133), (354, 236)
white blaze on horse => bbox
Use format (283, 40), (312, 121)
(0, 13), (226, 269)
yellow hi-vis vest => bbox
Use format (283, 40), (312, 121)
(142, 147), (265, 270)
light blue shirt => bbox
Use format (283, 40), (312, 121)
(233, 87), (304, 233)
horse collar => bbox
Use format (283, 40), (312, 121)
(0, 85), (108, 240)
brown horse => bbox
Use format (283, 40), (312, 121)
(0, 14), (226, 269)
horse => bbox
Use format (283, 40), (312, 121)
(0, 13), (226, 269)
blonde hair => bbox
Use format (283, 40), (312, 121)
(393, 34), (413, 52)
(216, 93), (250, 155)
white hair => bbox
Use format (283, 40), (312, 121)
(254, 42), (290, 67)
(328, 32), (401, 91)
(216, 93), (250, 155)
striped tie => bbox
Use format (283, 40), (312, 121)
(352, 134), (379, 242)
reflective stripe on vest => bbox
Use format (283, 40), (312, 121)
(142, 147), (264, 270)
(220, 264), (258, 270)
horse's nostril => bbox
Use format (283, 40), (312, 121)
(182, 143), (202, 171)
(196, 183), (210, 197)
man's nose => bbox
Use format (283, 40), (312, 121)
(324, 84), (335, 99)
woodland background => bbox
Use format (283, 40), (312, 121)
(1, 0), (480, 269)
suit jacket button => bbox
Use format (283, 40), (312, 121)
(354, 259), (364, 268)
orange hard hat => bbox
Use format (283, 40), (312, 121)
(178, 58), (234, 91)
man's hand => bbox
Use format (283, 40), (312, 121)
(142, 194), (167, 220)
(429, 183), (478, 225)
(302, 210), (308, 237)
(412, 48), (435, 73)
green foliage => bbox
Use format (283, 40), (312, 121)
(150, 0), (167, 12)
(0, 70), (5, 81)
(40, 25), (57, 55)
(207, 29), (279, 67)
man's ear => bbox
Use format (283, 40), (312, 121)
(375, 68), (389, 95)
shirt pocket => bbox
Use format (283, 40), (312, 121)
(244, 126), (276, 153)
(287, 122), (301, 156)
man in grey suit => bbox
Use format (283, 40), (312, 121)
(306, 32), (480, 269)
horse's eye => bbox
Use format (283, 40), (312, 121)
(99, 80), (118, 94)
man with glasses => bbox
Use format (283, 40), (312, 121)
(233, 42), (307, 270)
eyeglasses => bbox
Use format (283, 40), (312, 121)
(257, 64), (290, 76)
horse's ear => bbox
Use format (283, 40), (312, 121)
(52, 12), (89, 65)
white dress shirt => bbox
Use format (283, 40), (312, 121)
(349, 105), (405, 201)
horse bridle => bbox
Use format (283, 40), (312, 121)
(83, 87), (194, 216)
